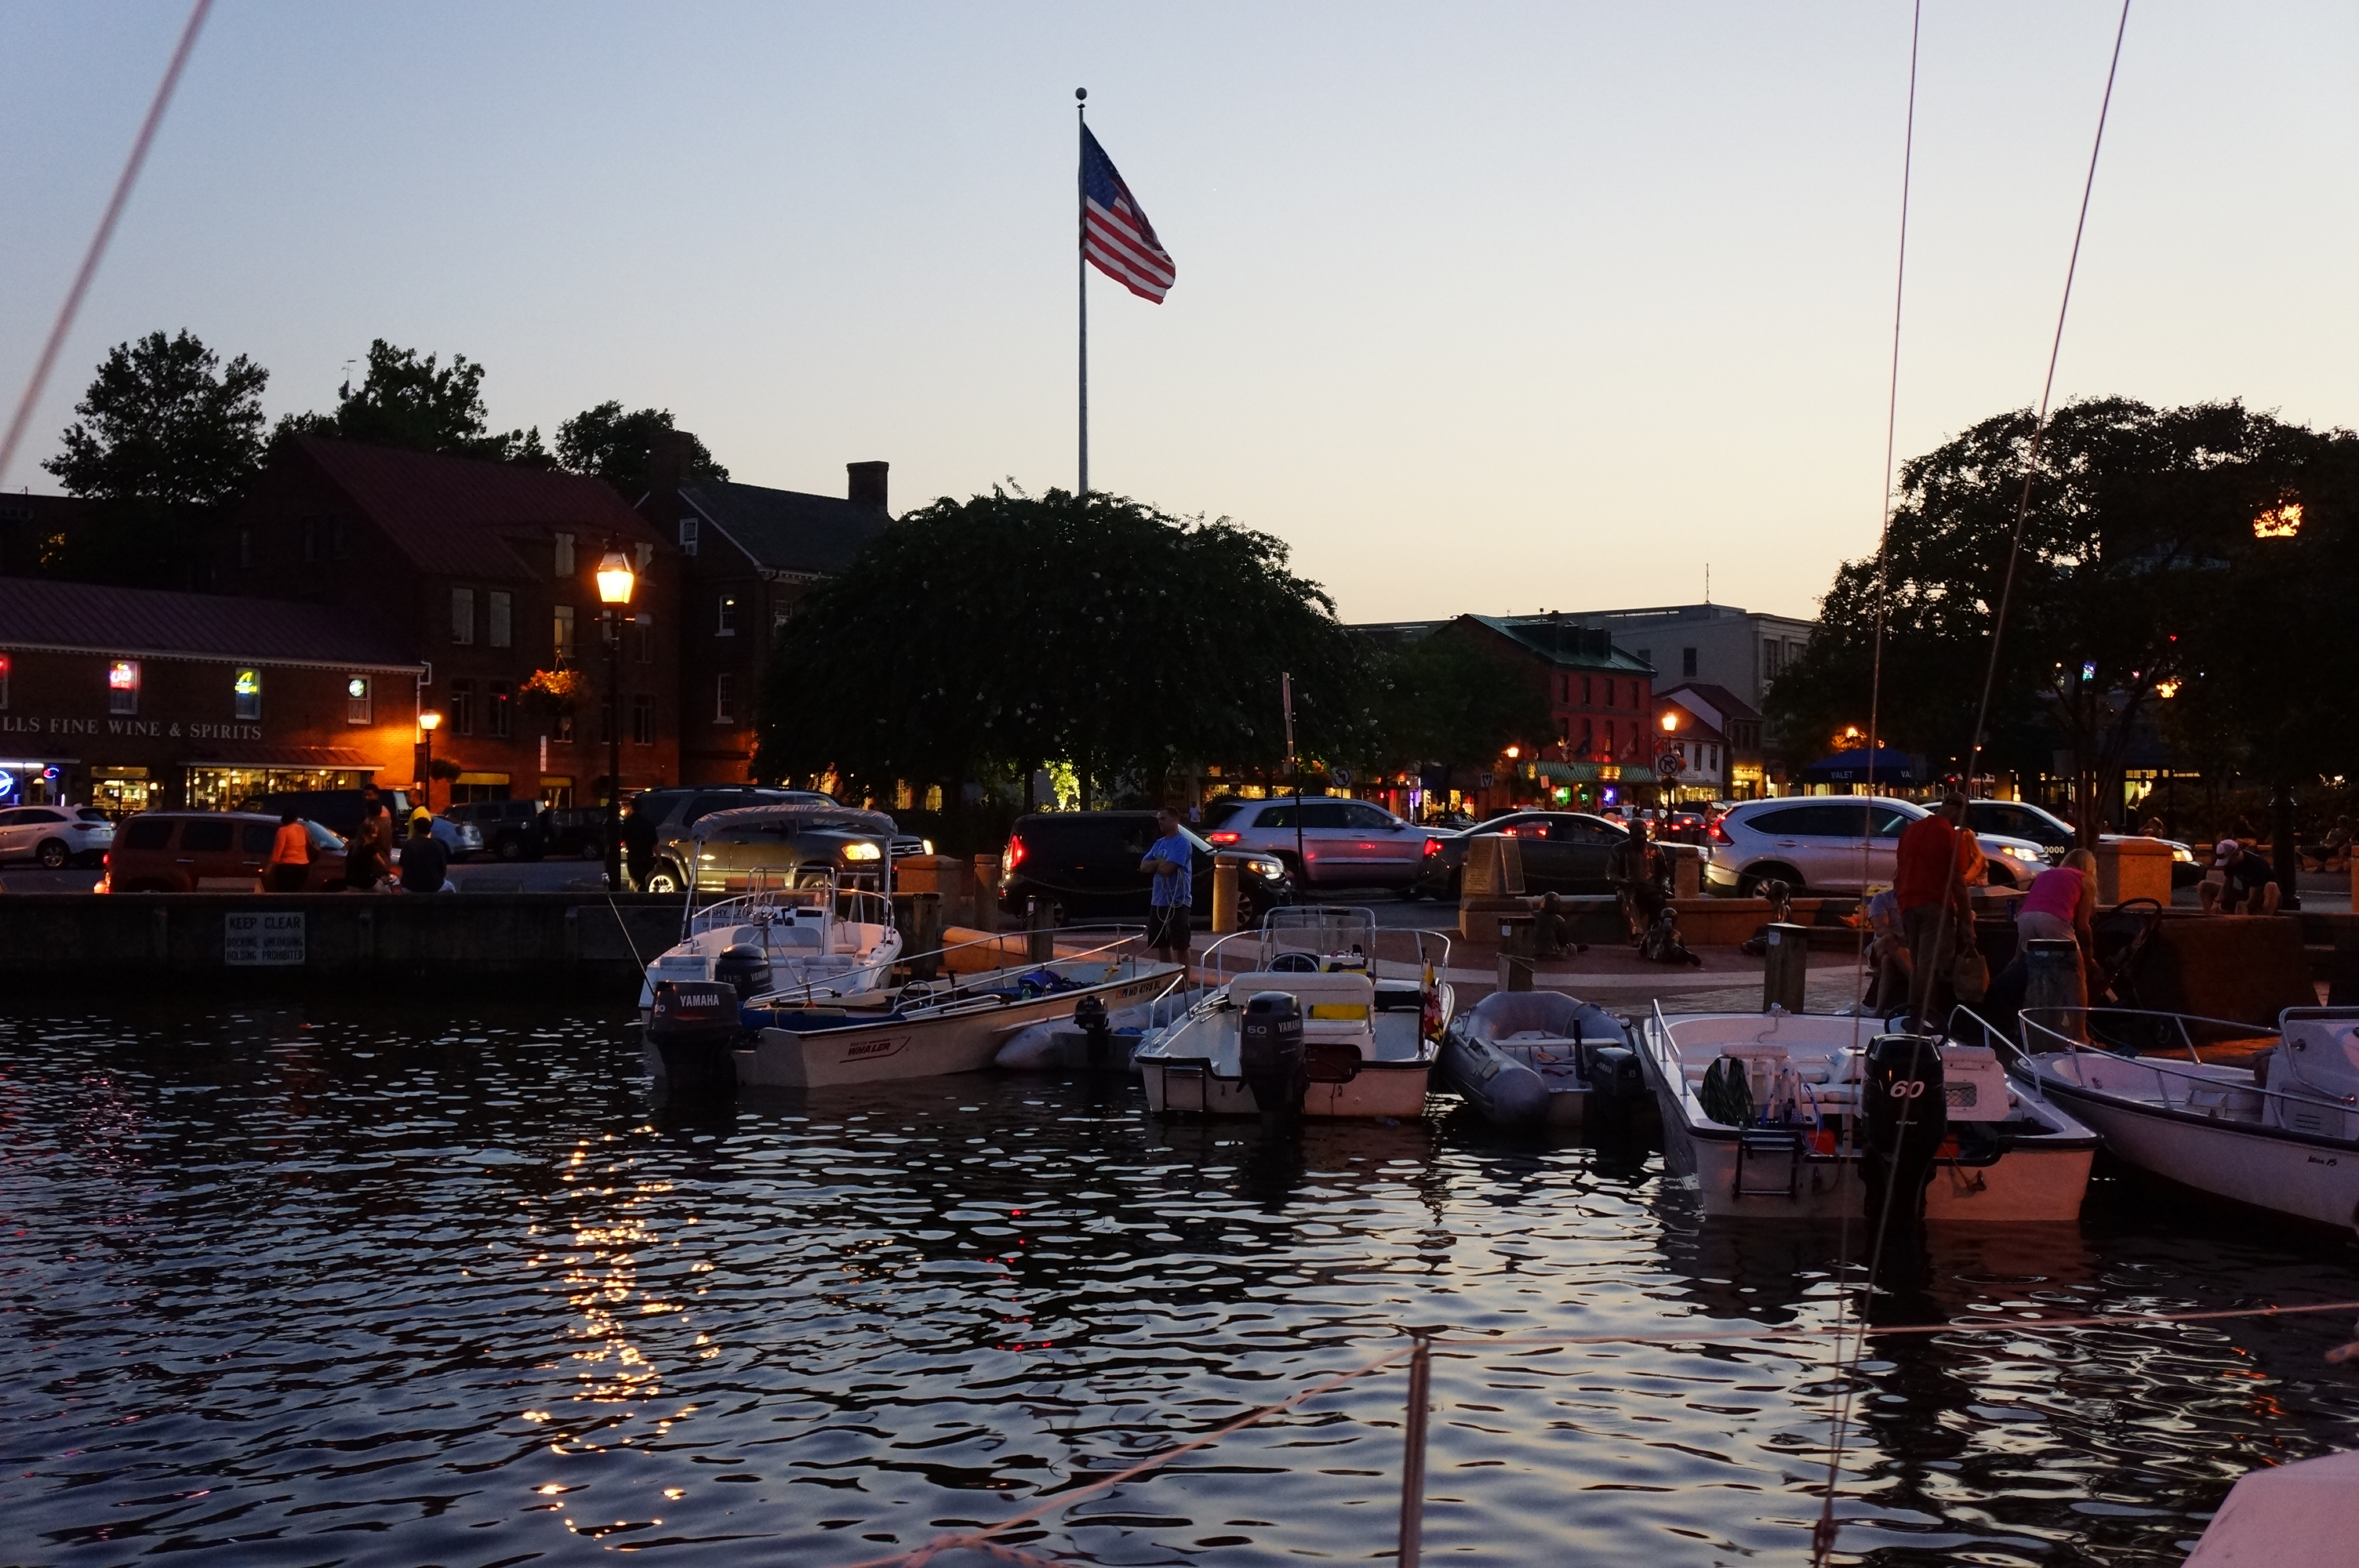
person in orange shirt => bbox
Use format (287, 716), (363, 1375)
(1893, 792), (1972, 1031)
(266, 807), (311, 893)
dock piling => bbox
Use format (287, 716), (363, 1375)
(1762, 922), (1808, 1012)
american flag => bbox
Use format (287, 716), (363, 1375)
(1081, 127), (1175, 303)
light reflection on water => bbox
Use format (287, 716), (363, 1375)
(0, 1002), (2354, 1566)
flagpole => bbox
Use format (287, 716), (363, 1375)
(1076, 86), (1089, 499)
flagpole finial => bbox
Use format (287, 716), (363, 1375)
(1075, 87), (1086, 102)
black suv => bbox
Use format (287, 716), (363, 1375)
(629, 786), (927, 895)
(242, 788), (413, 840)
(445, 798), (555, 862)
(1412, 810), (1627, 899)
(998, 811), (1290, 920)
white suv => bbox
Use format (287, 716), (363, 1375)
(1705, 795), (2050, 895)
(1202, 796), (1434, 891)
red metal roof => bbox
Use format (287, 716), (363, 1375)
(0, 575), (418, 669)
(295, 437), (663, 580)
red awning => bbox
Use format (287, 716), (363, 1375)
(179, 746), (384, 770)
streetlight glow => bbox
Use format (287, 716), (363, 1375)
(418, 710), (442, 732)
(596, 548), (637, 605)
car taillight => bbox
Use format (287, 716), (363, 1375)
(1709, 818), (1732, 844)
(1207, 830), (1241, 844)
(1005, 834), (1026, 871)
(1422, 837), (1441, 857)
(101, 851), (111, 866)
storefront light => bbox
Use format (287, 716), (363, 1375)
(109, 660), (139, 691)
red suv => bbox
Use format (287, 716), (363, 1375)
(102, 812), (349, 892)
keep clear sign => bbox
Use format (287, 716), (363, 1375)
(225, 910), (305, 966)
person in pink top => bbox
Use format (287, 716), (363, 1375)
(2016, 848), (2098, 953)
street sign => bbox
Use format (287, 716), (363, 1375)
(1655, 751), (1684, 777)
(1330, 765), (1353, 787)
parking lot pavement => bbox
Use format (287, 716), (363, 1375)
(0, 867), (105, 894)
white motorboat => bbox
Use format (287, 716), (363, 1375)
(637, 877), (902, 1015)
(729, 938), (1185, 1089)
(1135, 908), (1451, 1120)
(1439, 989), (1637, 1128)
(1637, 1006), (2099, 1221)
(1994, 1004), (2359, 1232)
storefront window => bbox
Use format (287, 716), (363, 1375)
(233, 668), (262, 720)
(109, 659), (140, 715)
(185, 767), (374, 811)
(89, 768), (151, 817)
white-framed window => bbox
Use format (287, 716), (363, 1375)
(714, 672), (736, 724)
(489, 590), (513, 648)
(233, 667), (261, 720)
(451, 586), (474, 645)
(717, 593), (738, 636)
(633, 615), (655, 664)
(679, 516), (699, 556)
(345, 675), (373, 725)
(108, 659), (140, 715)
(632, 693), (654, 746)
(553, 532), (575, 576)
(554, 604), (576, 662)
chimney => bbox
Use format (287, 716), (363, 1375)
(847, 460), (889, 514)
(645, 428), (692, 503)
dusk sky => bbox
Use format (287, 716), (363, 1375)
(4, 2), (2353, 622)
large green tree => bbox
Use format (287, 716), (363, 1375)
(277, 339), (544, 461)
(1771, 397), (2358, 838)
(1369, 629), (1556, 777)
(556, 402), (727, 498)
(45, 329), (269, 510)
(756, 488), (1375, 806)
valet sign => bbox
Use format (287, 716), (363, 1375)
(224, 911), (305, 966)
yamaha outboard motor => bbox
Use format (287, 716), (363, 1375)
(1073, 994), (1113, 1068)
(1860, 1033), (1947, 1287)
(1239, 991), (1306, 1121)
(712, 943), (772, 1002)
(647, 978), (746, 1091)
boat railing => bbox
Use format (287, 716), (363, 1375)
(2015, 1003), (2359, 1125)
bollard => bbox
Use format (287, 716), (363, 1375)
(906, 891), (941, 982)
(972, 854), (1001, 933)
(1212, 855), (1240, 935)
(1670, 844), (1703, 900)
(1761, 921), (1808, 1013)
(1027, 896), (1060, 964)
(1496, 913), (1535, 993)
(1398, 1334), (1432, 1568)
(2023, 937), (2087, 1040)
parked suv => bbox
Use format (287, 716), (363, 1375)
(1201, 797), (1433, 891)
(1961, 797), (2202, 887)
(628, 786), (926, 895)
(1704, 796), (2051, 895)
(1412, 810), (1627, 898)
(242, 789), (411, 839)
(0, 804), (114, 868)
(103, 811), (347, 892)
(998, 811), (1290, 920)
(443, 799), (554, 862)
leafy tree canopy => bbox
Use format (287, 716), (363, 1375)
(1770, 397), (2359, 825)
(1370, 629), (1556, 775)
(555, 402), (727, 498)
(277, 339), (544, 462)
(756, 488), (1375, 804)
(44, 329), (268, 511)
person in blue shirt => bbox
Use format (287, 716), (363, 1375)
(1139, 808), (1194, 971)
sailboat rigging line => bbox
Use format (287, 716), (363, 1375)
(0, 0), (214, 489)
(1823, 12), (1924, 1557)
(1963, 0), (2134, 789)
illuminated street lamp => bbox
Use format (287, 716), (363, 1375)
(595, 545), (637, 890)
(417, 709), (442, 812)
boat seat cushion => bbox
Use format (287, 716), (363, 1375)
(1228, 971), (1376, 1040)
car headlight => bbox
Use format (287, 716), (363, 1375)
(2172, 846), (2194, 862)
(841, 842), (881, 862)
(2001, 844), (2045, 862)
(921, 838), (935, 856)
(1252, 858), (1285, 879)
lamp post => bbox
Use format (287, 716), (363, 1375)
(595, 544), (638, 890)
(417, 710), (442, 813)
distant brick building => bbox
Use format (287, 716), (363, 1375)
(220, 437), (679, 808)
(0, 575), (420, 814)
(640, 445), (891, 784)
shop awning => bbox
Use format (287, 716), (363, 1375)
(1799, 747), (1917, 785)
(180, 745), (384, 770)
(1537, 760), (1659, 784)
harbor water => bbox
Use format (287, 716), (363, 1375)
(4, 1003), (2357, 1566)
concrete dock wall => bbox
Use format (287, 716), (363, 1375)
(0, 892), (686, 996)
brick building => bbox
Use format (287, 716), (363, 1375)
(1656, 681), (1768, 800)
(640, 448), (891, 784)
(220, 437), (678, 808)
(0, 575), (420, 814)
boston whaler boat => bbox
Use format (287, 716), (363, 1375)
(1135, 908), (1449, 1119)
(1638, 1004), (2099, 1220)
(638, 873), (901, 1018)
(1439, 989), (1643, 1129)
(1990, 1004), (2359, 1232)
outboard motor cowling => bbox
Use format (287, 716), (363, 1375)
(1074, 994), (1113, 1068)
(1859, 1033), (1946, 1280)
(1239, 990), (1306, 1120)
(647, 978), (745, 1091)
(713, 943), (772, 1002)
